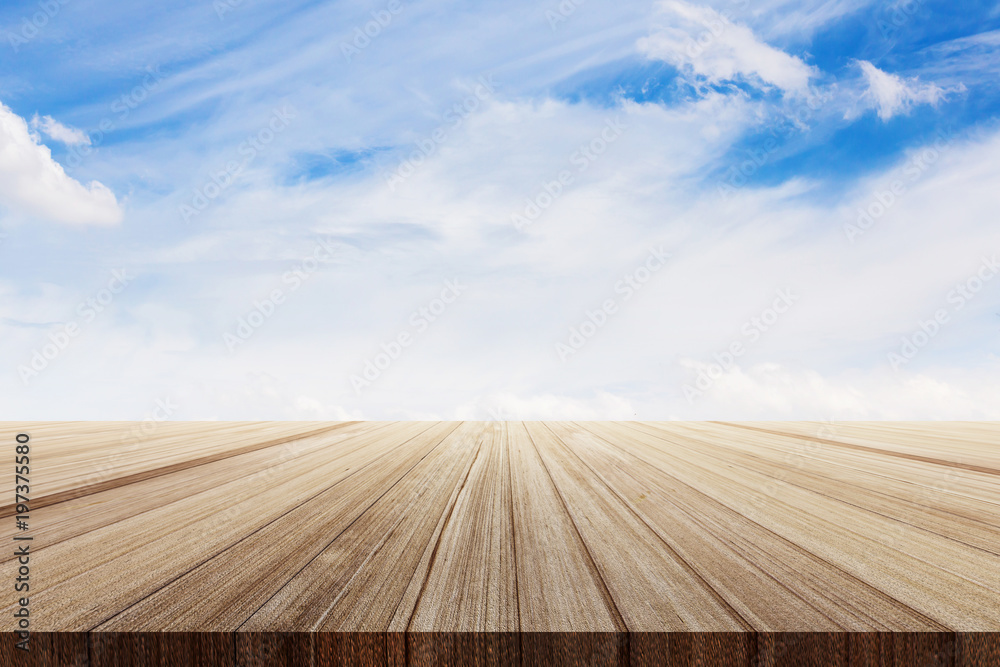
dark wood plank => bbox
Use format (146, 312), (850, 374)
(2, 632), (89, 667)
(521, 632), (627, 666)
(314, 633), (386, 667)
(89, 632), (234, 667)
(5, 632), (999, 666)
(407, 632), (520, 667)
(235, 632), (312, 666)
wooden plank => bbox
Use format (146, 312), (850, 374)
(408, 422), (518, 632)
(6, 422), (436, 630)
(738, 421), (1000, 471)
(239, 422), (479, 631)
(525, 422), (748, 631)
(547, 421), (847, 631)
(96, 422), (460, 631)
(520, 632), (627, 666)
(407, 632), (520, 666)
(236, 633), (314, 666)
(88, 632), (234, 667)
(3, 631), (998, 665)
(1, 421), (999, 639)
(506, 422), (623, 632)
(666, 422), (1000, 536)
(0, 422), (356, 515)
(582, 421), (1000, 630)
(314, 633), (389, 667)
(2, 632), (89, 666)
(0, 422), (392, 562)
(575, 421), (952, 631)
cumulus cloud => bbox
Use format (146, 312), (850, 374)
(0, 101), (122, 225)
(29, 114), (91, 146)
(855, 60), (946, 120)
(638, 0), (815, 95)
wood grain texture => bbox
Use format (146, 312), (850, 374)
(408, 423), (518, 632)
(2, 421), (999, 647)
(0, 422), (357, 517)
(6, 632), (1000, 665)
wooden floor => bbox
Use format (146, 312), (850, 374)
(2, 421), (1000, 636)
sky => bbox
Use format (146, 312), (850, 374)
(1, 0), (999, 421)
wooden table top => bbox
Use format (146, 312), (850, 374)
(2, 421), (999, 634)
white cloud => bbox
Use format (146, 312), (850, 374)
(5, 96), (1000, 420)
(0, 101), (122, 225)
(761, 0), (875, 39)
(29, 114), (91, 146)
(1, 0), (997, 420)
(638, 0), (815, 95)
(855, 60), (945, 121)
(454, 391), (638, 421)
(677, 362), (1000, 420)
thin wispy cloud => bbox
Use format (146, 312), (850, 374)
(0, 0), (998, 420)
(638, 0), (816, 95)
(853, 60), (947, 121)
(29, 113), (91, 146)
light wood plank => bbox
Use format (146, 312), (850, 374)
(2, 421), (998, 633)
(506, 422), (623, 632)
(407, 422), (518, 632)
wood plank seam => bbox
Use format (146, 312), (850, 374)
(234, 422), (460, 632)
(607, 421), (961, 630)
(95, 423), (448, 632)
(717, 422), (1000, 476)
(634, 422), (1000, 558)
(546, 421), (755, 632)
(403, 434), (486, 632)
(523, 423), (628, 633)
(4, 422), (999, 637)
(586, 421), (951, 631)
(0, 422), (361, 518)
(0, 422), (402, 564)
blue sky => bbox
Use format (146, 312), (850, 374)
(1, 0), (999, 420)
